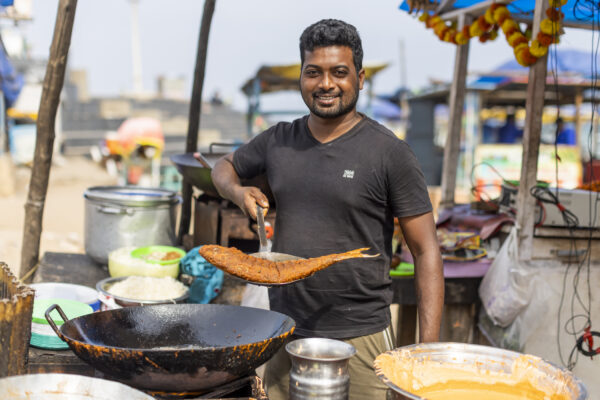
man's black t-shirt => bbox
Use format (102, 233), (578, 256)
(233, 115), (432, 338)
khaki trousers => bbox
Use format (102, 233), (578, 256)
(264, 326), (395, 400)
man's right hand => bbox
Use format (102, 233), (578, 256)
(211, 153), (269, 220)
(233, 186), (269, 220)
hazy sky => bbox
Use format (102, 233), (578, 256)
(17, 0), (596, 111)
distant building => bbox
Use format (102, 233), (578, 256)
(157, 75), (186, 100)
(59, 73), (247, 159)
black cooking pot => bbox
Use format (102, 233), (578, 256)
(45, 303), (294, 392)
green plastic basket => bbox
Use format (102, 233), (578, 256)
(504, 179), (549, 188)
(130, 246), (186, 265)
(389, 262), (415, 277)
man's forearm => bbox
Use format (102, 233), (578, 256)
(211, 154), (269, 219)
(211, 157), (243, 206)
(414, 251), (444, 342)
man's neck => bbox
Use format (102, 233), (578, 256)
(307, 111), (363, 143)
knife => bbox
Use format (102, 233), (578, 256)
(256, 204), (268, 252)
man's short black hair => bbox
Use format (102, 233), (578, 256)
(299, 19), (363, 74)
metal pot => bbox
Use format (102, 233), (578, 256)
(374, 342), (588, 400)
(286, 338), (356, 400)
(0, 373), (154, 399)
(84, 186), (180, 265)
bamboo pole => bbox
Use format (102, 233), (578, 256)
(440, 15), (471, 209)
(178, 0), (216, 244)
(515, 0), (548, 260)
(19, 0), (78, 278)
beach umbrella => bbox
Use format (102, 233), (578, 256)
(113, 117), (164, 158)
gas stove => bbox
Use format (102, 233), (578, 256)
(193, 194), (275, 249)
(147, 375), (267, 399)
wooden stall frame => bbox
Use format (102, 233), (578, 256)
(435, 0), (573, 260)
(440, 14), (471, 210)
(515, 0), (549, 259)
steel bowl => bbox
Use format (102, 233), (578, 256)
(96, 276), (189, 308)
(0, 373), (154, 399)
(375, 342), (587, 400)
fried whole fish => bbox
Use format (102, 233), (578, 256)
(199, 245), (379, 284)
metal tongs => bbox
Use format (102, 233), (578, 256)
(251, 204), (303, 263)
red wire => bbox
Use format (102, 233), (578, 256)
(535, 201), (546, 227)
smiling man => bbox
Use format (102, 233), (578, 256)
(211, 19), (443, 399)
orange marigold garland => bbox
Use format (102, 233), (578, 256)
(419, 0), (566, 67)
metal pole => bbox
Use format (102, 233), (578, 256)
(130, 0), (143, 95)
(178, 0), (216, 244)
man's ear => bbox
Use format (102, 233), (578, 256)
(358, 68), (365, 90)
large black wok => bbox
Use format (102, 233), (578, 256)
(45, 303), (295, 392)
(170, 150), (274, 202)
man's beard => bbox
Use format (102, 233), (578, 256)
(304, 84), (360, 119)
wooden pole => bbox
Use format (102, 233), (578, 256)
(515, 0), (548, 260)
(0, 38), (9, 154)
(440, 15), (471, 209)
(592, 108), (599, 158)
(19, 0), (77, 278)
(178, 0), (216, 244)
(574, 88), (582, 148)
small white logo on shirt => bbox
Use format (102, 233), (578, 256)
(342, 170), (355, 179)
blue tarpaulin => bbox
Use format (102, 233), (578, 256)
(467, 48), (599, 89)
(494, 48), (599, 76)
(0, 42), (23, 108)
(370, 97), (403, 120)
(399, 0), (597, 28)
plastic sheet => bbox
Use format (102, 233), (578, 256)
(479, 226), (533, 327)
(240, 284), (270, 310)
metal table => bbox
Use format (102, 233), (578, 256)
(392, 258), (492, 346)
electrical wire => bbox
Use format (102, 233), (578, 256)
(470, 161), (513, 185)
(529, 186), (579, 227)
(551, 0), (600, 369)
(569, 0), (600, 367)
(548, 6), (573, 369)
(469, 162), (516, 209)
(572, 0), (600, 23)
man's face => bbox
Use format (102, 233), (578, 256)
(300, 46), (365, 119)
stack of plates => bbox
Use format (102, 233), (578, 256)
(30, 298), (93, 350)
(30, 282), (101, 311)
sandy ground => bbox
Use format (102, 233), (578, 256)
(0, 156), (117, 277)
